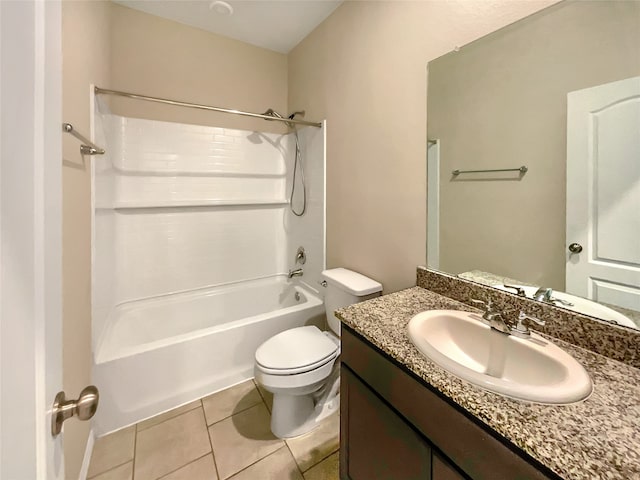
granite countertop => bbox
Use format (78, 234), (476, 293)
(336, 287), (640, 480)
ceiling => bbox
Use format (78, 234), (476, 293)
(114, 0), (343, 54)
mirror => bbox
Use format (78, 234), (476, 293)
(426, 1), (640, 330)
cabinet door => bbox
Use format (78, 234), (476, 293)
(341, 366), (432, 480)
(432, 453), (467, 480)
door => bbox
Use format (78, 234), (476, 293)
(1, 1), (64, 478)
(566, 76), (640, 312)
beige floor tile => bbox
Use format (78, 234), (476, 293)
(88, 426), (135, 478)
(138, 400), (202, 431)
(303, 452), (339, 480)
(160, 454), (218, 480)
(89, 461), (133, 480)
(254, 380), (273, 413)
(202, 380), (262, 426)
(228, 447), (303, 480)
(286, 413), (339, 472)
(208, 403), (284, 479)
(135, 408), (212, 480)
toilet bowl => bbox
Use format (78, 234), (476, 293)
(254, 268), (382, 438)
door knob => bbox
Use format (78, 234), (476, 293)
(568, 243), (583, 254)
(51, 385), (99, 437)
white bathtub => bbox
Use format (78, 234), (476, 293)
(92, 275), (325, 435)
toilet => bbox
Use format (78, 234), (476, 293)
(254, 268), (382, 438)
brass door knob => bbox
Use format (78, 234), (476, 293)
(568, 243), (583, 254)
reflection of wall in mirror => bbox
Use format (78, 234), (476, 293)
(427, 0), (640, 290)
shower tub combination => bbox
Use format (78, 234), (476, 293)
(93, 275), (324, 435)
(91, 91), (326, 436)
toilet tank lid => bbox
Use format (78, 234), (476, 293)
(321, 268), (383, 296)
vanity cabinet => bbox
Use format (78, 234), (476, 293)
(340, 326), (560, 480)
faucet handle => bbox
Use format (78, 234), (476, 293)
(518, 311), (545, 326)
(471, 298), (492, 309)
(511, 311), (546, 337)
(503, 284), (526, 297)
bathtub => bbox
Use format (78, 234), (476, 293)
(92, 275), (325, 435)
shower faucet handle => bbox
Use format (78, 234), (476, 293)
(295, 247), (306, 265)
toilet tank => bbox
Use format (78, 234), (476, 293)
(322, 268), (383, 336)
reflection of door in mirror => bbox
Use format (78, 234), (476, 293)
(566, 76), (640, 315)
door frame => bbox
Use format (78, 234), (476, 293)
(0, 1), (63, 478)
(427, 139), (440, 270)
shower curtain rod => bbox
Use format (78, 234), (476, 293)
(94, 87), (322, 128)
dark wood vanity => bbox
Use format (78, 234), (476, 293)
(340, 326), (560, 480)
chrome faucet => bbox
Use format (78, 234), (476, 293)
(532, 287), (574, 306)
(532, 287), (553, 302)
(471, 299), (512, 334)
(288, 268), (304, 278)
(472, 299), (546, 338)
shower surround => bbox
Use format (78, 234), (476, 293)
(91, 104), (326, 435)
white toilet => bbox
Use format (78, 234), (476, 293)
(254, 268), (382, 438)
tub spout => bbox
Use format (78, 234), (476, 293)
(288, 268), (303, 278)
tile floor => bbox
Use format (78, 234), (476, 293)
(87, 380), (339, 480)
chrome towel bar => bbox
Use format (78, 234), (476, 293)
(63, 123), (105, 155)
(452, 166), (528, 176)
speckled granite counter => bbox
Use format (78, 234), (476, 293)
(336, 287), (640, 480)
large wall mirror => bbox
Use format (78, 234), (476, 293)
(426, 1), (640, 330)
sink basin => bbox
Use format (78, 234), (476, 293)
(493, 285), (636, 328)
(407, 310), (592, 404)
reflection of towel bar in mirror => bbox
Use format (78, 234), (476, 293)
(452, 166), (528, 176)
(63, 123), (105, 155)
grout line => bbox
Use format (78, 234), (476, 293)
(283, 441), (305, 477)
(86, 460), (133, 480)
(205, 400), (264, 428)
(252, 379), (272, 414)
(204, 398), (222, 480)
(225, 446), (289, 480)
(299, 448), (339, 474)
(155, 452), (212, 480)
(137, 402), (202, 432)
(131, 423), (138, 480)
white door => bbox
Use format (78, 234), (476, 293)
(566, 76), (640, 312)
(1, 1), (64, 478)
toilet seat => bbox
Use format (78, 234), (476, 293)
(255, 326), (339, 375)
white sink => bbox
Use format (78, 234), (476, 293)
(493, 285), (636, 329)
(407, 310), (592, 404)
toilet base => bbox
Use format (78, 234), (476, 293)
(269, 366), (341, 439)
(270, 392), (339, 439)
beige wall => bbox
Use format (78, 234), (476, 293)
(61, 2), (288, 476)
(288, 0), (556, 293)
(428, 0), (640, 289)
(62, 2), (112, 477)
(109, 3), (288, 133)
